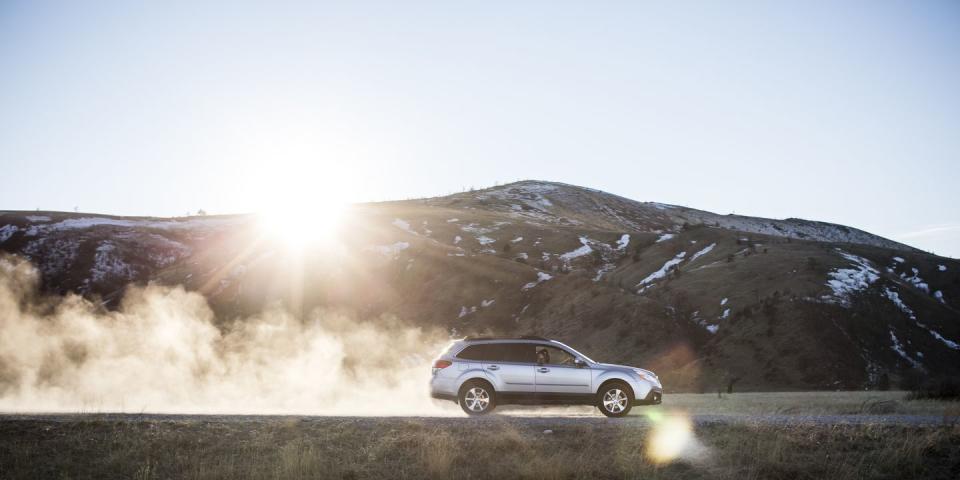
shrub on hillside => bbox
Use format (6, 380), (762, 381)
(878, 373), (891, 391)
(906, 377), (960, 401)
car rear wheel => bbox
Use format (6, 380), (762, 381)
(458, 380), (496, 415)
(597, 381), (632, 418)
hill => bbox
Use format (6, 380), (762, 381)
(1, 180), (957, 392)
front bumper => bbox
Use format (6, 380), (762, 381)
(634, 388), (662, 405)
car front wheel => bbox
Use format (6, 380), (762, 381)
(459, 380), (496, 415)
(597, 382), (633, 417)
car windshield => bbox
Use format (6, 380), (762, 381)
(551, 341), (595, 364)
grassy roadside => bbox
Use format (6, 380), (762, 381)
(1, 416), (958, 480)
(643, 390), (960, 416)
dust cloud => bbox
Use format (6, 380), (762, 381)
(0, 255), (458, 415)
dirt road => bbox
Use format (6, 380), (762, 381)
(1, 411), (953, 425)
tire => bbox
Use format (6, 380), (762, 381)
(597, 381), (633, 418)
(458, 380), (496, 415)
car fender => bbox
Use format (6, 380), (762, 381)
(593, 370), (651, 400)
(454, 367), (498, 393)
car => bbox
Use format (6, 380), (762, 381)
(429, 336), (662, 417)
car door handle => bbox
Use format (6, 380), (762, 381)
(487, 365), (500, 371)
(538, 367), (550, 373)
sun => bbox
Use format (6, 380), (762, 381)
(255, 171), (350, 251)
(258, 200), (346, 251)
(231, 123), (361, 251)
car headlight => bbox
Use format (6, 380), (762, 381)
(633, 369), (660, 386)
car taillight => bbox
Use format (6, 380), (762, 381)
(432, 360), (452, 375)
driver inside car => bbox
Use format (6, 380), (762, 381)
(536, 348), (550, 364)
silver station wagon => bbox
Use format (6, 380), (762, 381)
(430, 336), (662, 417)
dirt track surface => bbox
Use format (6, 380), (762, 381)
(1, 412), (953, 426)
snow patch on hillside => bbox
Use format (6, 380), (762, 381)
(29, 216), (244, 234)
(689, 243), (716, 263)
(0, 225), (18, 243)
(476, 183), (556, 213)
(938, 265), (947, 272)
(560, 237), (593, 261)
(89, 242), (135, 284)
(900, 268), (930, 293)
(523, 271), (553, 291)
(22, 238), (80, 276)
(884, 287), (960, 350)
(369, 242), (410, 258)
(616, 234), (630, 250)
(890, 330), (923, 369)
(934, 290), (945, 304)
(593, 263), (616, 282)
(649, 202), (676, 210)
(637, 251), (686, 288)
(685, 214), (910, 251)
(392, 218), (418, 236)
(656, 233), (675, 243)
(461, 222), (498, 235)
(823, 250), (879, 306)
(25, 215), (51, 222)
(142, 233), (192, 267)
(884, 288), (916, 320)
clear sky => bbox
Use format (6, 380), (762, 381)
(1, 1), (958, 257)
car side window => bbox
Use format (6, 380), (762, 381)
(456, 343), (535, 363)
(457, 344), (494, 361)
(501, 343), (535, 363)
(536, 346), (577, 366)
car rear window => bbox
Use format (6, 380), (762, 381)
(456, 343), (534, 363)
(456, 344), (496, 360)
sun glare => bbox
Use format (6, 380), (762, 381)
(258, 200), (346, 250)
(646, 414), (696, 464)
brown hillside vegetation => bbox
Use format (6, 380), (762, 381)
(1, 181), (958, 392)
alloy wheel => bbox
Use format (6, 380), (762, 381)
(464, 387), (490, 412)
(603, 388), (628, 413)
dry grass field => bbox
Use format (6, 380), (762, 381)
(646, 390), (960, 416)
(1, 416), (958, 479)
(1, 392), (959, 480)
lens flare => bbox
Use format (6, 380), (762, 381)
(257, 201), (345, 251)
(646, 415), (695, 464)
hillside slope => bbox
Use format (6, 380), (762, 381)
(2, 181), (957, 391)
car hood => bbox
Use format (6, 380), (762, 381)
(594, 363), (657, 376)
(594, 362), (639, 373)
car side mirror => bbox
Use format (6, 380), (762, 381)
(574, 358), (587, 368)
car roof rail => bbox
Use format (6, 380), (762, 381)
(462, 335), (551, 342)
